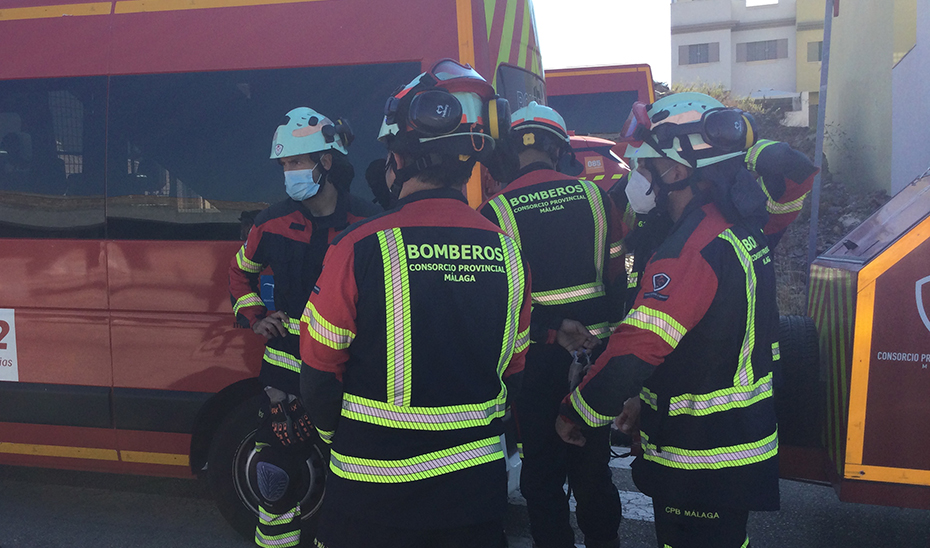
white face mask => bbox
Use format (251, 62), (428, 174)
(284, 165), (321, 201)
(625, 169), (657, 215)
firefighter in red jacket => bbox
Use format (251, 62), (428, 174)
(299, 59), (531, 548)
(558, 92), (781, 548)
(479, 102), (626, 548)
(228, 106), (378, 548)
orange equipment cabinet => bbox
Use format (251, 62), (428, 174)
(802, 173), (930, 509)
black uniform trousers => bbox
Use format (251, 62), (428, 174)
(517, 344), (622, 548)
(652, 498), (750, 548)
(314, 506), (506, 548)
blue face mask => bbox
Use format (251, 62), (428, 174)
(284, 166), (321, 201)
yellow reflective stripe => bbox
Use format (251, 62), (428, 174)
(497, 233), (525, 381)
(717, 230), (758, 386)
(236, 245), (263, 273)
(259, 505), (300, 526)
(771, 341), (780, 361)
(609, 239), (624, 259)
(379, 228), (412, 407)
(612, 173), (624, 180)
(767, 192), (808, 214)
(316, 427), (334, 444)
(517, 442), (524, 459)
(570, 389), (614, 427)
(627, 271), (639, 290)
(593, 175), (605, 181)
(329, 436), (503, 483)
(234, 293), (264, 315)
(342, 393), (505, 431)
(583, 182), (608, 283)
(668, 373), (773, 417)
(585, 321), (613, 339)
(284, 317), (300, 336)
(641, 387), (659, 411)
(264, 347), (301, 373)
(744, 139), (778, 172)
(642, 430), (778, 470)
(623, 306), (687, 348)
(489, 195), (522, 249)
(515, 327), (530, 353)
(532, 282), (605, 305)
(302, 302), (355, 350)
(255, 528), (300, 548)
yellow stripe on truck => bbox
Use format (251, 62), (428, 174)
(0, 442), (188, 466)
(0, 441), (118, 461)
(0, 2), (111, 21)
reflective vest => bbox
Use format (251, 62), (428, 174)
(480, 165), (626, 342)
(228, 192), (376, 392)
(301, 187), (531, 527)
(570, 200), (780, 511)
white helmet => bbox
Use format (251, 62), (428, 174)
(622, 92), (756, 169)
(270, 107), (351, 159)
(510, 101), (570, 146)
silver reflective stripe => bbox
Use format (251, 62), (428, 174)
(489, 195), (522, 249)
(642, 431), (778, 470)
(583, 182), (608, 283)
(330, 437), (504, 483)
(342, 394), (505, 430)
(668, 374), (773, 417)
(264, 347), (301, 373)
(717, 230), (758, 387)
(496, 233), (524, 378)
(532, 282), (605, 305)
(285, 317), (300, 336)
(379, 228), (411, 406)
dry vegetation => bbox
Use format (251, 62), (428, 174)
(616, 84), (893, 315)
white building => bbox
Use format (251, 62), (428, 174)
(671, 0), (798, 98)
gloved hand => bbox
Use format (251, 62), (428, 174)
(286, 398), (314, 443)
(267, 400), (297, 447)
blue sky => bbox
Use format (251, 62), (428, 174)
(532, 0), (673, 84)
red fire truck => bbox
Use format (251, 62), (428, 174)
(0, 0), (544, 536)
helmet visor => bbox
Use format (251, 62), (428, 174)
(619, 102), (651, 143)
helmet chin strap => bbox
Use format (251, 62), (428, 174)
(647, 162), (700, 217)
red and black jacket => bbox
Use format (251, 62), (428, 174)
(228, 190), (377, 393)
(300, 187), (531, 528)
(562, 198), (780, 511)
(480, 164), (629, 344)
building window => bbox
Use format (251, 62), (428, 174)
(736, 39), (788, 62)
(807, 41), (823, 62)
(678, 42), (720, 65)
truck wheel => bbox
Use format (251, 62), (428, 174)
(775, 314), (821, 447)
(206, 394), (328, 540)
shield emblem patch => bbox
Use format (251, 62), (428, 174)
(916, 275), (930, 334)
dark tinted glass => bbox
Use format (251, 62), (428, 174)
(495, 64), (546, 111)
(548, 91), (639, 135)
(0, 77), (106, 239)
(106, 63), (420, 240)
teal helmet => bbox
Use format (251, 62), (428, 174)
(623, 92), (757, 169)
(270, 107), (352, 159)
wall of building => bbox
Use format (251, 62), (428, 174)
(795, 0), (824, 98)
(730, 24), (797, 96)
(671, 0), (797, 97)
(824, 0), (894, 192)
(891, 0), (928, 195)
(672, 28), (734, 89)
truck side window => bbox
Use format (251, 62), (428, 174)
(0, 77), (106, 239)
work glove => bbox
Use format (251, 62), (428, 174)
(267, 400), (297, 447)
(285, 398), (314, 443)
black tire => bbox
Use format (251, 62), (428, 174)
(206, 394), (328, 541)
(775, 314), (822, 447)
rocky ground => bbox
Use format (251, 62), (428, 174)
(773, 168), (891, 315)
